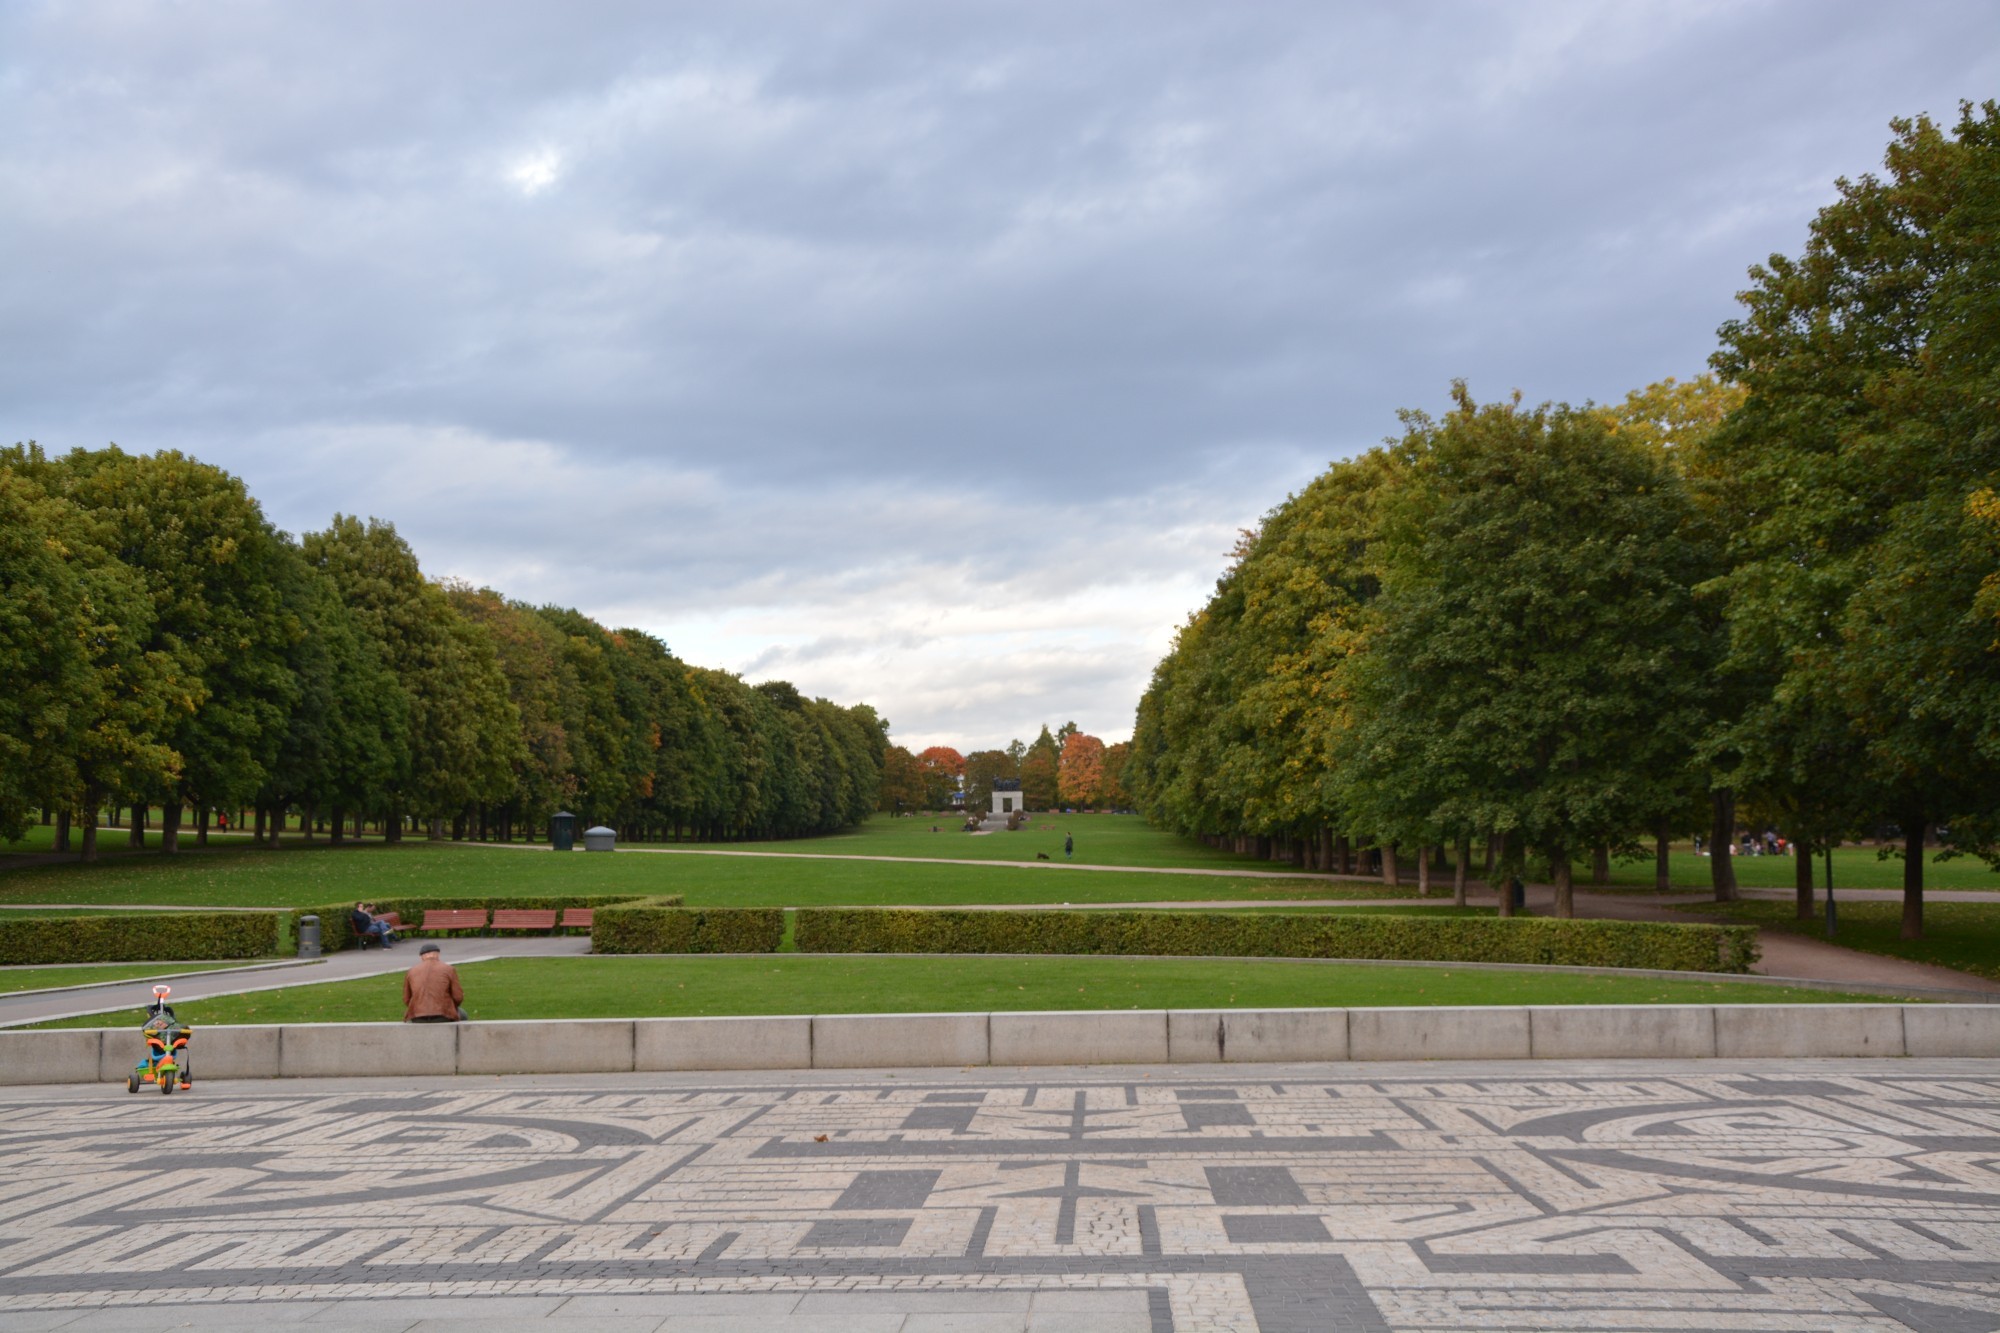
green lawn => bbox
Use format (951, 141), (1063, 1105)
(0, 838), (1394, 910)
(35, 954), (1890, 1028)
(1681, 898), (2000, 982)
(683, 813), (1266, 870)
(1604, 846), (2000, 892)
(0, 960), (273, 994)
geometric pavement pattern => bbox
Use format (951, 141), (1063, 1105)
(1, 1060), (1998, 1331)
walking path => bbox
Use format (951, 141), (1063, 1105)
(0, 937), (589, 1029)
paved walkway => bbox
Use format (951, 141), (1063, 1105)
(1, 1059), (1996, 1330)
(0, 938), (590, 1029)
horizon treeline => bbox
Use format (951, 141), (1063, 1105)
(0, 444), (885, 857)
(879, 724), (1134, 815)
(1127, 105), (2000, 941)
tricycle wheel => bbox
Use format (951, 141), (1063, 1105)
(126, 1073), (139, 1094)
(159, 1075), (175, 1095)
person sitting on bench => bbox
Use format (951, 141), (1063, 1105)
(350, 901), (397, 948)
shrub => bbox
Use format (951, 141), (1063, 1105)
(590, 905), (785, 954)
(0, 911), (281, 965)
(299, 894), (672, 953)
(793, 909), (1758, 973)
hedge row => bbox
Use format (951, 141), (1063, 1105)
(0, 912), (281, 965)
(589, 905), (786, 954)
(791, 910), (1760, 974)
(299, 894), (671, 953)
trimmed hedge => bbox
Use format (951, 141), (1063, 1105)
(590, 906), (785, 954)
(793, 909), (1760, 974)
(299, 894), (672, 953)
(0, 912), (281, 965)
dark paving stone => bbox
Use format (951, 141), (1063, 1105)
(798, 1218), (913, 1248)
(1182, 1104), (1255, 1130)
(1206, 1166), (1306, 1206)
(1222, 1215), (1331, 1243)
(1175, 1088), (1240, 1100)
(901, 1106), (978, 1133)
(832, 1170), (941, 1210)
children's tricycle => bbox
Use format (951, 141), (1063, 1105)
(128, 985), (191, 1095)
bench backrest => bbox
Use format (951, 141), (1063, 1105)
(559, 908), (594, 928)
(491, 909), (558, 928)
(418, 908), (490, 930)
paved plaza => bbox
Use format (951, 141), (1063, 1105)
(0, 1060), (1996, 1331)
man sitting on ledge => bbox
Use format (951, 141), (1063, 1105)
(403, 943), (464, 1023)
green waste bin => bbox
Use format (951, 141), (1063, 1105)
(551, 811), (576, 852)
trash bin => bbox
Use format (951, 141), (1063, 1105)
(298, 914), (321, 959)
(583, 825), (617, 853)
(1509, 878), (1526, 911)
(551, 811), (576, 852)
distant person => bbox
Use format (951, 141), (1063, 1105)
(1064, 832), (1074, 860)
(350, 901), (396, 948)
(404, 943), (464, 1023)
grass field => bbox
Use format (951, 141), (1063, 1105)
(0, 960), (272, 994)
(35, 954), (1889, 1028)
(0, 838), (1392, 910)
(1605, 846), (2000, 893)
(1682, 898), (2000, 982)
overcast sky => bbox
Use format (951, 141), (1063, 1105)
(4, 2), (1994, 752)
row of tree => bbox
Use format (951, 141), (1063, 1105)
(878, 725), (1134, 814)
(1127, 104), (2000, 939)
(0, 447), (886, 857)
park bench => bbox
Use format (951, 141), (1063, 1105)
(411, 908), (490, 934)
(559, 908), (593, 932)
(490, 909), (558, 933)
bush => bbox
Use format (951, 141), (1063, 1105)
(0, 911), (281, 965)
(590, 905), (785, 954)
(793, 909), (1759, 973)
(299, 894), (672, 953)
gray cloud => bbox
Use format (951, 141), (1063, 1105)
(4, 0), (1995, 748)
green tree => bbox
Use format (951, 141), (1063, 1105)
(1020, 725), (1060, 810)
(1708, 102), (2000, 939)
(0, 467), (92, 840)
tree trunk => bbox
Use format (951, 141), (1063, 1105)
(353, 809), (363, 841)
(1591, 843), (1610, 886)
(254, 805), (268, 845)
(1484, 833), (1497, 879)
(1334, 835), (1351, 874)
(1381, 842), (1399, 888)
(54, 809), (70, 853)
(1416, 846), (1430, 897)
(160, 804), (180, 854)
(330, 805), (345, 845)
(80, 801), (99, 863)
(1494, 832), (1513, 918)
(1709, 788), (1738, 902)
(384, 807), (402, 844)
(301, 805), (315, 842)
(1552, 847), (1574, 918)
(1654, 820), (1671, 892)
(1903, 819), (1925, 941)
(129, 803), (146, 850)
(196, 804), (210, 848)
(1794, 840), (1814, 920)
(1453, 836), (1469, 907)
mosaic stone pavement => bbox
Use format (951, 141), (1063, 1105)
(1, 1060), (1998, 1331)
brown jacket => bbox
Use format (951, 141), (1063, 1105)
(403, 957), (464, 1021)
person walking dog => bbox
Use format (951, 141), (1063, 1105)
(404, 943), (464, 1023)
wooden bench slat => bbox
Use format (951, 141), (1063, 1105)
(413, 909), (490, 932)
(559, 908), (593, 929)
(491, 909), (558, 931)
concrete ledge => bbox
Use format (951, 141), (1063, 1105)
(635, 1015), (811, 1071)
(1349, 1007), (1530, 1062)
(1530, 1005), (1715, 1060)
(814, 1012), (987, 1069)
(1166, 1011), (1224, 1063)
(990, 1010), (1168, 1065)
(1221, 1008), (1348, 1063)
(12, 1005), (2000, 1085)
(1903, 1005), (2000, 1058)
(1714, 1005), (1906, 1059)
(460, 1019), (634, 1075)
(185, 1024), (283, 1081)
(279, 1022), (457, 1078)
(0, 1030), (102, 1086)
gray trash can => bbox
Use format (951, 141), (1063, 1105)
(298, 914), (321, 959)
(583, 825), (617, 852)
